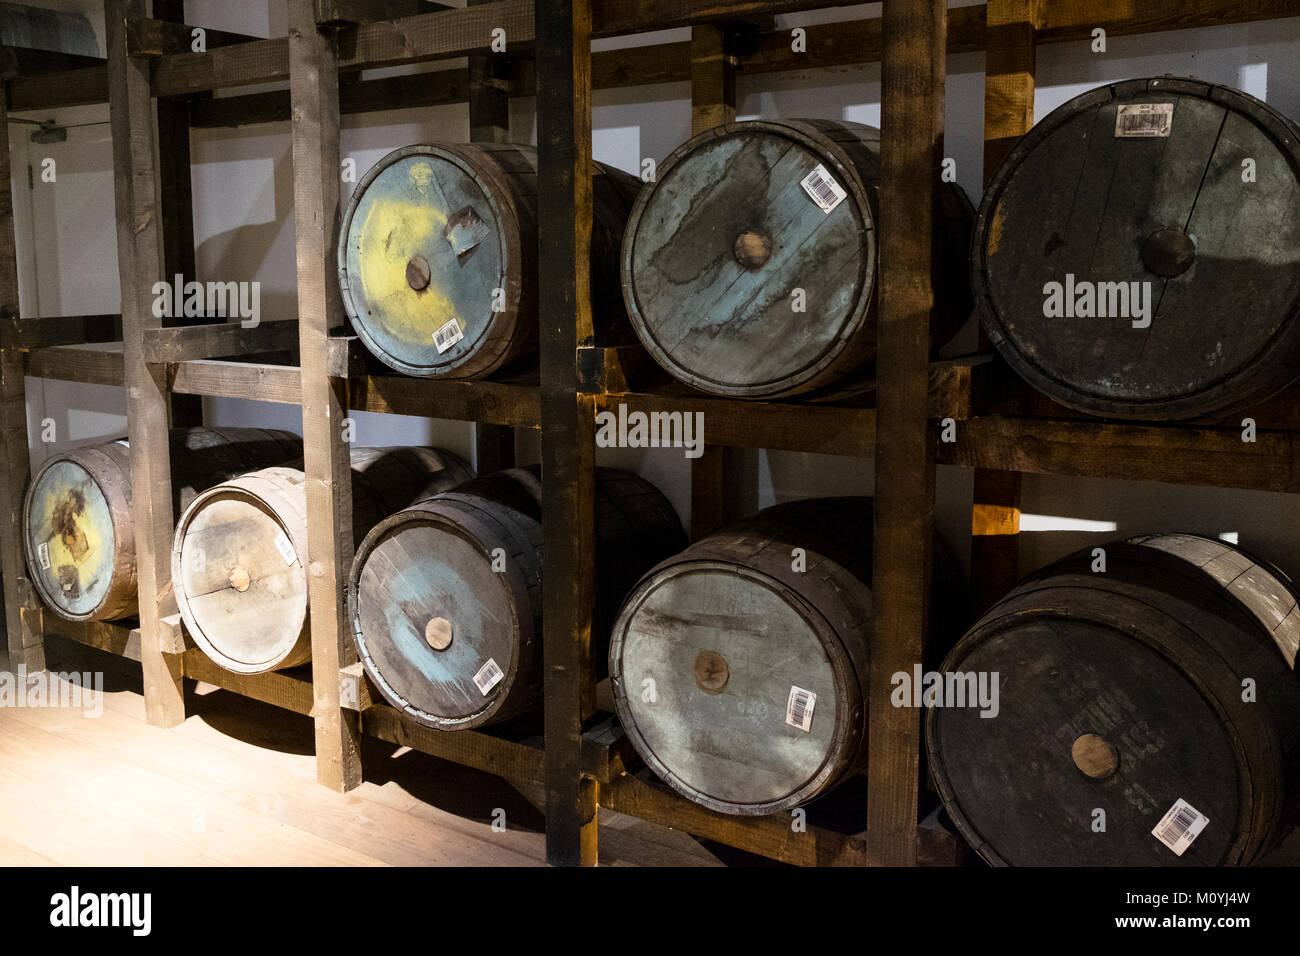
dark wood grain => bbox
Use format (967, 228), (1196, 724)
(537, 0), (599, 867)
(866, 0), (945, 868)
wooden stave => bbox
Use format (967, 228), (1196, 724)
(927, 538), (1300, 866)
(973, 76), (1300, 421)
(172, 446), (473, 674)
(349, 466), (687, 730)
(23, 426), (301, 623)
(338, 142), (640, 379)
(620, 118), (975, 400)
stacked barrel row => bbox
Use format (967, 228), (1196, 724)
(333, 78), (1300, 419)
(19, 75), (1300, 869)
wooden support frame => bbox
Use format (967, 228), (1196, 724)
(537, 0), (600, 868)
(4, 0), (1296, 873)
(0, 88), (40, 672)
(288, 0), (363, 793)
(107, 0), (186, 727)
(866, 0), (946, 868)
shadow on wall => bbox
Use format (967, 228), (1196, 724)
(193, 149), (297, 325)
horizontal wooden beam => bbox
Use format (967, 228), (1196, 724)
(39, 619), (142, 663)
(7, 66), (108, 111)
(316, 0), (456, 26)
(938, 416), (1300, 493)
(23, 344), (124, 386)
(126, 18), (260, 57)
(182, 648), (316, 716)
(14, 2), (1298, 111)
(360, 702), (546, 788)
(347, 373), (541, 426)
(0, 47), (103, 80)
(0, 314), (121, 349)
(599, 769), (872, 866)
(142, 319), (298, 363)
(170, 358), (301, 404)
(192, 66), (473, 127)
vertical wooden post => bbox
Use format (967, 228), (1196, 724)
(153, 0), (203, 428)
(106, 0), (185, 726)
(971, 0), (1040, 613)
(868, 0), (946, 867)
(538, 0), (598, 867)
(288, 0), (362, 792)
(0, 93), (41, 673)
(469, 0), (515, 474)
(687, 25), (736, 542)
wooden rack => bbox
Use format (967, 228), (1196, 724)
(1, 0), (1297, 867)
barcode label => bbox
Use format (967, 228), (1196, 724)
(273, 530), (297, 566)
(433, 318), (464, 354)
(799, 164), (847, 214)
(1115, 103), (1174, 138)
(1152, 798), (1208, 855)
(785, 685), (816, 732)
(473, 658), (504, 696)
(37, 541), (51, 570)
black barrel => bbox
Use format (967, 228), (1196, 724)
(927, 534), (1300, 866)
(974, 77), (1300, 420)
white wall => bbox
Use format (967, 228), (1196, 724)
(14, 0), (1300, 586)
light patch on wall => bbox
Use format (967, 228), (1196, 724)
(1219, 531), (1240, 544)
(1018, 513), (1118, 533)
(1238, 62), (1268, 100)
(592, 124), (641, 175)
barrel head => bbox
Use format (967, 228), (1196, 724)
(611, 561), (848, 815)
(25, 458), (117, 620)
(340, 145), (512, 377)
(623, 121), (874, 398)
(929, 616), (1240, 866)
(976, 77), (1300, 419)
(174, 489), (309, 673)
(353, 516), (523, 728)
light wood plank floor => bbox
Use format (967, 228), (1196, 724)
(0, 638), (748, 867)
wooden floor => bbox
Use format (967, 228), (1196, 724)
(0, 637), (749, 867)
(5, 638), (1298, 868)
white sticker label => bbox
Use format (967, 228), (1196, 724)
(273, 530), (297, 566)
(800, 164), (847, 214)
(1116, 103), (1174, 138)
(445, 208), (491, 256)
(37, 541), (51, 570)
(1152, 798), (1208, 856)
(474, 658), (504, 696)
(785, 685), (816, 732)
(433, 318), (464, 353)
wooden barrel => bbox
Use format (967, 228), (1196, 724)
(338, 143), (640, 378)
(621, 119), (974, 399)
(172, 446), (473, 675)
(349, 467), (686, 730)
(22, 427), (301, 623)
(609, 498), (968, 816)
(974, 77), (1300, 420)
(927, 534), (1300, 866)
